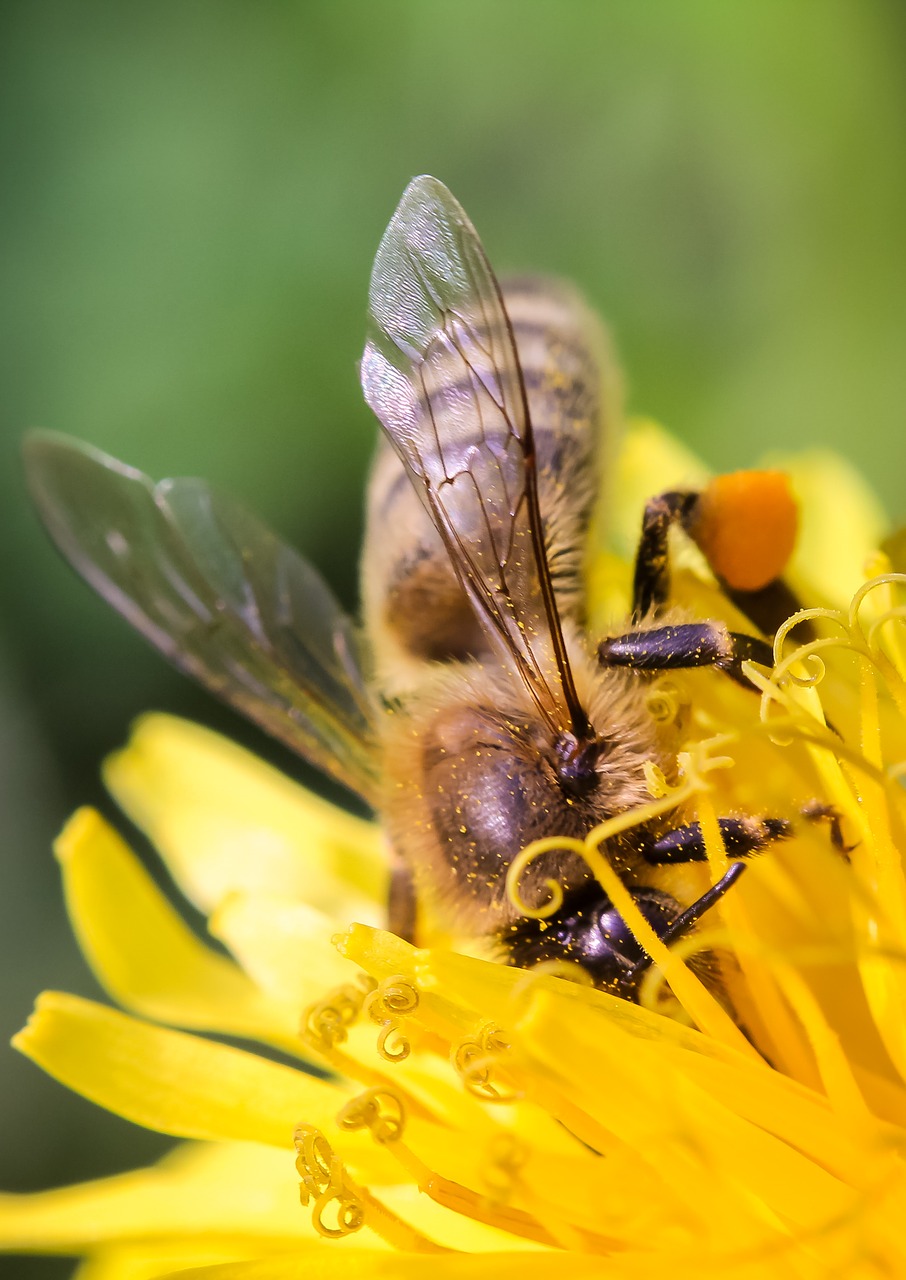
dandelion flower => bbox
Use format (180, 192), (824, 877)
(4, 420), (906, 1280)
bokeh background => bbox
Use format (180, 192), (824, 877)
(1, 3), (905, 1275)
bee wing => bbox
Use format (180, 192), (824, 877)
(361, 176), (585, 736)
(24, 432), (381, 805)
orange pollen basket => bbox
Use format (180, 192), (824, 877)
(689, 468), (798, 592)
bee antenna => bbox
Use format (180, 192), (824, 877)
(621, 861), (746, 987)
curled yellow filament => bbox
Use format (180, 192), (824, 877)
(300, 975), (377, 1054)
(337, 1086), (406, 1144)
(452, 1023), (522, 1101)
(364, 974), (420, 1062)
(293, 1124), (366, 1239)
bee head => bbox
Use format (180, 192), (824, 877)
(502, 882), (682, 995)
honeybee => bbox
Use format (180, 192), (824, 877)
(25, 176), (793, 996)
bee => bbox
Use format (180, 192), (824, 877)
(25, 176), (794, 997)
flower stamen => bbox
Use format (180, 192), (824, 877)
(337, 1086), (406, 1144)
(644, 677), (689, 725)
(293, 1120), (451, 1253)
(293, 1123), (366, 1238)
(452, 1023), (523, 1101)
(300, 975), (377, 1056)
(364, 974), (419, 1062)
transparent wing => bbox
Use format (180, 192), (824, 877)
(360, 175), (586, 736)
(25, 432), (380, 805)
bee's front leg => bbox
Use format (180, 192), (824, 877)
(635, 815), (792, 866)
(619, 861), (748, 990)
(608, 819), (792, 995)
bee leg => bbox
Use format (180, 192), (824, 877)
(632, 485), (803, 636)
(620, 862), (747, 989)
(638, 815), (792, 866)
(388, 862), (418, 943)
(801, 800), (857, 857)
(598, 620), (774, 690)
(631, 490), (699, 618)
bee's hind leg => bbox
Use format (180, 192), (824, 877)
(631, 489), (698, 619)
(631, 480), (802, 637)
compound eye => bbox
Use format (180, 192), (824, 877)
(595, 890), (678, 967)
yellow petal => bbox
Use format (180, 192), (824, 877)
(13, 993), (349, 1146)
(209, 894), (359, 1009)
(335, 925), (899, 1252)
(57, 809), (302, 1051)
(156, 1252), (602, 1280)
(73, 1245), (266, 1280)
(772, 449), (888, 607)
(103, 714), (386, 918)
(517, 996), (856, 1242)
(338, 922), (729, 1054)
(0, 1136), (526, 1262)
(207, 903), (490, 1144)
(518, 982), (868, 1185)
(0, 1142), (308, 1251)
(606, 417), (710, 561)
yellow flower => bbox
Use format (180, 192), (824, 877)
(4, 420), (906, 1280)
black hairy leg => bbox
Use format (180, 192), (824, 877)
(635, 815), (792, 866)
(618, 862), (747, 993)
(801, 800), (857, 857)
(598, 620), (774, 690)
(631, 489), (699, 619)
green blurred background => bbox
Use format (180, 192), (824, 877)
(1, 2), (905, 1275)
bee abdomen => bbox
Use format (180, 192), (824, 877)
(505, 275), (614, 453)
